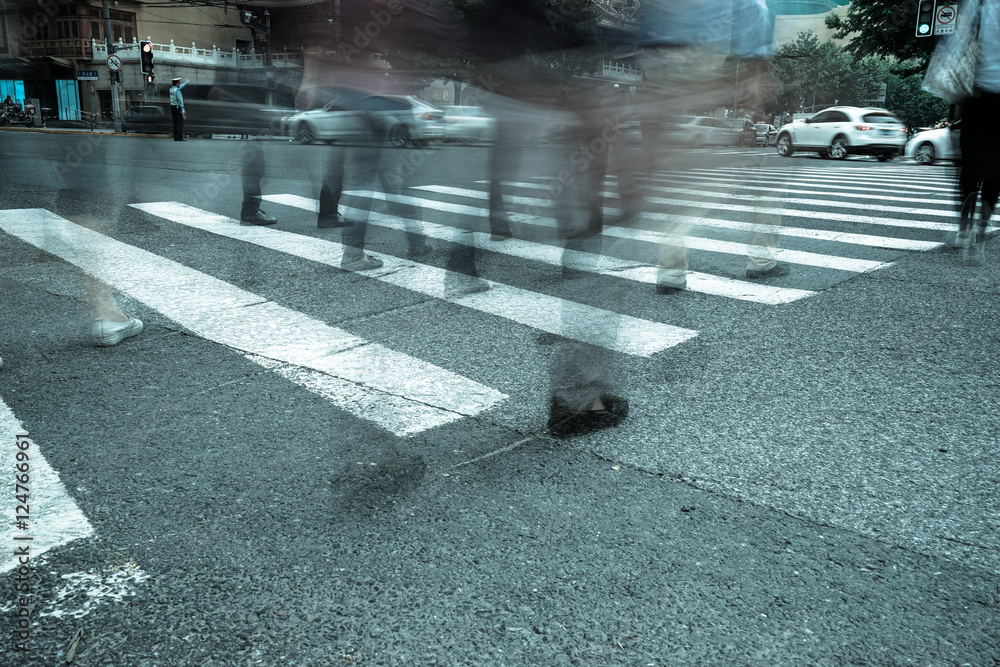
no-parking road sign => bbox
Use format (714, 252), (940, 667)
(935, 3), (957, 35)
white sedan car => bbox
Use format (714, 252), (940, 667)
(775, 106), (909, 161)
(904, 121), (961, 165)
(663, 116), (737, 147)
(283, 102), (369, 145)
(441, 106), (497, 144)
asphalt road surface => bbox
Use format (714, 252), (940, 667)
(0, 130), (998, 665)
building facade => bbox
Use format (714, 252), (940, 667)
(0, 0), (303, 121)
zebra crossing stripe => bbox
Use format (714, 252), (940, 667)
(695, 168), (957, 193)
(0, 398), (93, 574)
(0, 209), (505, 436)
(470, 182), (942, 251)
(131, 202), (697, 357)
(263, 193), (815, 305)
(640, 174), (958, 206)
(403, 187), (891, 271)
(472, 180), (955, 232)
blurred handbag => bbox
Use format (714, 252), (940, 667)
(922, 0), (983, 104)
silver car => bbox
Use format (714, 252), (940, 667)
(904, 121), (961, 165)
(441, 105), (497, 144)
(283, 102), (369, 145)
(361, 95), (445, 147)
(663, 116), (737, 147)
(754, 123), (777, 146)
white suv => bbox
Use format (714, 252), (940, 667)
(775, 106), (908, 161)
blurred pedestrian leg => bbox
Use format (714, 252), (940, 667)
(240, 137), (277, 225)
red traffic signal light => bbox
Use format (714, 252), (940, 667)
(140, 40), (154, 74)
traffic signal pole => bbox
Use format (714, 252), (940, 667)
(103, 0), (122, 133)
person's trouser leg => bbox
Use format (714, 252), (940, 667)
(171, 106), (183, 141)
(240, 140), (264, 219)
(318, 144), (346, 225)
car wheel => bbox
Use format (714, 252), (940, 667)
(776, 134), (794, 157)
(294, 123), (315, 145)
(829, 135), (848, 160)
(915, 142), (936, 165)
(389, 125), (411, 148)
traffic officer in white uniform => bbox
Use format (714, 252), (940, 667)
(169, 77), (187, 141)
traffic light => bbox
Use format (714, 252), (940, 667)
(916, 0), (936, 37)
(140, 40), (154, 75)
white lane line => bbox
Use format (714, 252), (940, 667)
(264, 193), (814, 305)
(465, 183), (942, 251)
(638, 174), (959, 205)
(645, 187), (955, 218)
(753, 164), (959, 180)
(0, 399), (93, 574)
(695, 167), (957, 192)
(522, 174), (956, 200)
(465, 181), (956, 232)
(685, 166), (958, 189)
(366, 191), (886, 273)
(643, 195), (956, 230)
(133, 202), (697, 356)
(1, 209), (504, 436)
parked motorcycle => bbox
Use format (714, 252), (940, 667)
(0, 103), (36, 127)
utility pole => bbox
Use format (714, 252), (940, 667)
(733, 60), (740, 111)
(264, 10), (272, 67)
(102, 0), (122, 133)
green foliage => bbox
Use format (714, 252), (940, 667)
(756, 31), (948, 126)
(884, 71), (951, 127)
(825, 0), (935, 70)
(765, 32), (882, 112)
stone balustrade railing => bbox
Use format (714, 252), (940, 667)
(92, 38), (302, 69)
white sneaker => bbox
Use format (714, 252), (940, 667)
(92, 317), (143, 346)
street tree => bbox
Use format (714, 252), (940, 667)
(825, 0), (936, 70)
(766, 32), (883, 114)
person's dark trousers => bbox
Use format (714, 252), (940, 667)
(171, 106), (184, 141)
(318, 144), (347, 225)
(485, 119), (517, 237)
(959, 91), (1000, 213)
(241, 139), (264, 219)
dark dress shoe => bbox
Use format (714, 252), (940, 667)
(547, 394), (629, 438)
(318, 213), (354, 228)
(240, 210), (277, 225)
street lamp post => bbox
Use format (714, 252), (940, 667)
(102, 0), (123, 132)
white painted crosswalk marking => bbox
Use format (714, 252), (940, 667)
(0, 209), (505, 436)
(638, 176), (957, 206)
(0, 398), (93, 574)
(131, 202), (697, 356)
(263, 194), (816, 305)
(402, 188), (890, 272)
(699, 167), (958, 193)
(428, 182), (954, 233)
(470, 182), (943, 251)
